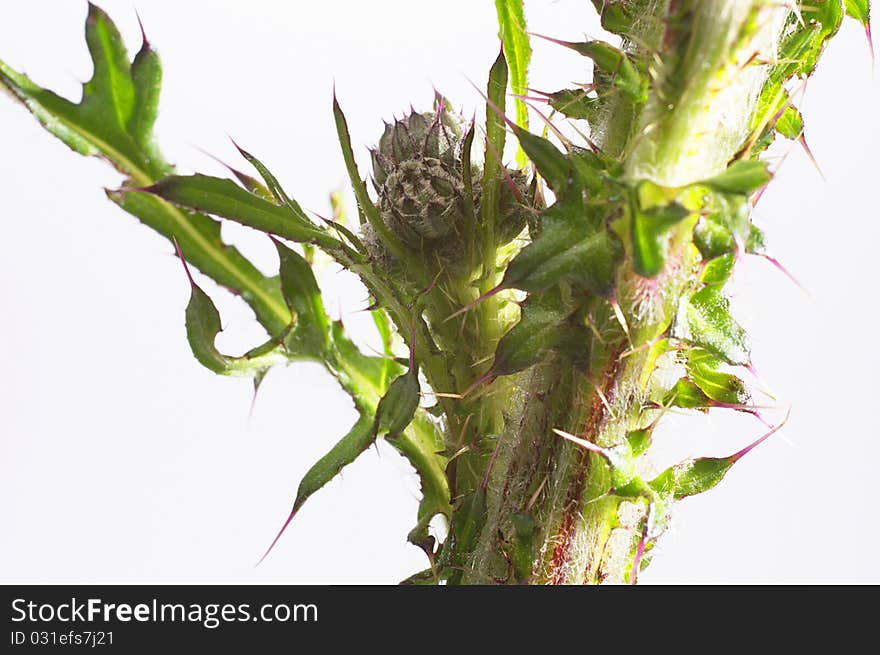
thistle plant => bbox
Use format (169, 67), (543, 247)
(1, 0), (872, 584)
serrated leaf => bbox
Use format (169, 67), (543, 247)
(183, 273), (287, 376)
(375, 368), (421, 437)
(502, 189), (623, 296)
(145, 175), (339, 248)
(685, 284), (749, 366)
(0, 8), (292, 337)
(700, 161), (770, 196)
(0, 5), (167, 181)
(274, 240), (330, 357)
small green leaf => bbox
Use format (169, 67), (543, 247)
(502, 190), (623, 296)
(145, 175), (338, 248)
(745, 224), (767, 255)
(775, 105), (804, 140)
(685, 284), (749, 366)
(700, 254), (736, 285)
(559, 39), (646, 102)
(181, 266), (286, 376)
(630, 191), (690, 278)
(233, 144), (311, 223)
(511, 126), (571, 191)
(684, 349), (748, 405)
(548, 88), (598, 122)
(375, 368), (421, 437)
(700, 161), (771, 196)
(626, 428), (654, 458)
(664, 378), (712, 410)
(491, 289), (582, 376)
(274, 240), (330, 356)
(845, 0), (871, 24)
(587, 0), (646, 35)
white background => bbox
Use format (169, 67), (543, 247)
(1, 0), (877, 584)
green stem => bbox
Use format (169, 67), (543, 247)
(455, 0), (789, 585)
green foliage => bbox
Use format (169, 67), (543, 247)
(495, 0), (531, 166)
(0, 0), (866, 584)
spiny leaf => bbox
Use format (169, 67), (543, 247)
(553, 38), (646, 102)
(685, 284), (749, 366)
(511, 125), (571, 191)
(233, 143), (311, 222)
(845, 0), (871, 24)
(495, 0), (531, 167)
(649, 419), (784, 500)
(0, 8), (291, 336)
(274, 240), (331, 357)
(178, 249), (287, 376)
(333, 94), (409, 263)
(259, 412), (376, 563)
(144, 175), (339, 248)
(684, 348), (749, 405)
(0, 4), (167, 180)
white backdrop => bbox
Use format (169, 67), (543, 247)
(1, 0), (877, 584)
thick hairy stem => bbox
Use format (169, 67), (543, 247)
(460, 0), (788, 584)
